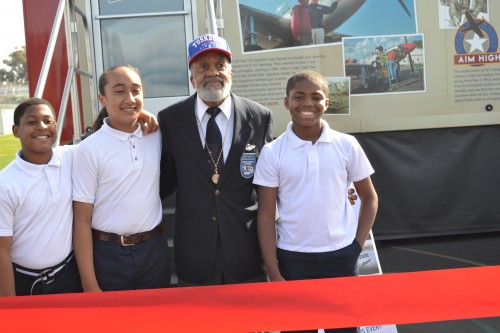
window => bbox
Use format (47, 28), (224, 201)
(92, 0), (195, 112)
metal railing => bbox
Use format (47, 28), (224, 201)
(34, 0), (97, 146)
(206, 0), (224, 36)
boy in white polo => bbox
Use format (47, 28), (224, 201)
(0, 98), (81, 296)
(72, 65), (170, 292)
(253, 71), (378, 333)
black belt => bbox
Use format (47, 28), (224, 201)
(14, 252), (74, 295)
(91, 225), (163, 246)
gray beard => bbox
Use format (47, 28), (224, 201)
(196, 81), (232, 103)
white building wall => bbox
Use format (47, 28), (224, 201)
(0, 109), (14, 135)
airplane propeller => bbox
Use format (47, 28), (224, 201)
(405, 36), (415, 74)
(398, 0), (412, 17)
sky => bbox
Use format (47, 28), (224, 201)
(0, 0), (26, 69)
(335, 0), (416, 36)
(238, 0), (417, 37)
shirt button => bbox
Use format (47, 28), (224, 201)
(135, 157), (138, 161)
(214, 190), (220, 196)
(212, 217), (217, 222)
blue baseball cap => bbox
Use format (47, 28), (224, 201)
(188, 34), (232, 65)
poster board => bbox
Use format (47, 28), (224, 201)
(355, 232), (399, 333)
(194, 0), (500, 136)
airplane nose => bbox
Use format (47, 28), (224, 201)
(403, 43), (416, 53)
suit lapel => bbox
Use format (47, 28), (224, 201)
(176, 94), (212, 177)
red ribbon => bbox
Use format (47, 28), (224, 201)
(1, 266), (499, 332)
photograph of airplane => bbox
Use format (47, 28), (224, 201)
(343, 34), (425, 95)
(238, 0), (417, 52)
(325, 77), (350, 115)
(438, 0), (489, 29)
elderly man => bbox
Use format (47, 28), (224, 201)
(158, 34), (273, 286)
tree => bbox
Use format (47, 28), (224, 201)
(1, 46), (27, 84)
(0, 68), (12, 83)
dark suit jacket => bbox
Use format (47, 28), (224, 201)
(158, 93), (273, 284)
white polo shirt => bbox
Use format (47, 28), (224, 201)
(72, 119), (162, 234)
(253, 120), (374, 253)
(0, 146), (75, 269)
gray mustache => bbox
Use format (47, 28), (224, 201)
(203, 78), (224, 86)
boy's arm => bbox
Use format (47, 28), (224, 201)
(290, 7), (300, 40)
(73, 201), (101, 292)
(0, 237), (15, 296)
(322, 1), (337, 14)
(257, 185), (285, 282)
(353, 176), (378, 249)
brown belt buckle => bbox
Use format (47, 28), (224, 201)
(120, 235), (134, 246)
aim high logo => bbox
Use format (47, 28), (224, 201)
(454, 11), (499, 66)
